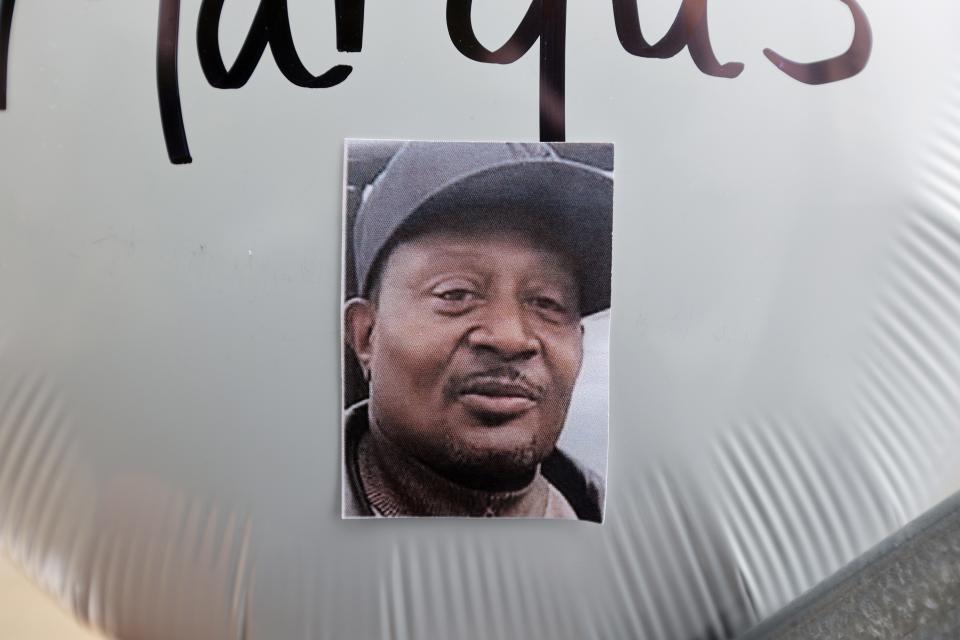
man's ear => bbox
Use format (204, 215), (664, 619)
(344, 298), (376, 377)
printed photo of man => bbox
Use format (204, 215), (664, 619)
(342, 141), (612, 521)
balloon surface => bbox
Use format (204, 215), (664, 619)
(1, 1), (960, 638)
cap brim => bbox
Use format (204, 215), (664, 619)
(411, 160), (613, 317)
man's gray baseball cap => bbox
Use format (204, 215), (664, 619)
(352, 141), (613, 316)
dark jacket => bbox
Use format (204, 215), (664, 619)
(342, 401), (605, 522)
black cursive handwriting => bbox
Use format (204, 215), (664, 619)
(157, 0), (192, 163)
(196, 0), (354, 89)
(153, 0), (362, 164)
(612, 0), (743, 78)
(0, 0), (14, 110)
(447, 0), (566, 141)
(763, 0), (871, 85)
(0, 1), (873, 165)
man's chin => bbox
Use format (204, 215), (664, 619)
(429, 428), (557, 491)
(435, 453), (543, 492)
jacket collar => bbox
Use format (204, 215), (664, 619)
(343, 401), (604, 522)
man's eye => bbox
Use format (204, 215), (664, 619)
(530, 296), (567, 313)
(436, 289), (476, 302)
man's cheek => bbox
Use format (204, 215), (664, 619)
(552, 338), (585, 392)
(387, 336), (449, 399)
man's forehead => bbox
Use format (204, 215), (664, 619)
(386, 229), (578, 277)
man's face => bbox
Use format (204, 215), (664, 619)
(351, 229), (584, 489)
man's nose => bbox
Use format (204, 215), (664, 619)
(468, 299), (539, 361)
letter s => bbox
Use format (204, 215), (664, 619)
(764, 0), (872, 84)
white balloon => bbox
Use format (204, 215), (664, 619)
(2, 0), (960, 637)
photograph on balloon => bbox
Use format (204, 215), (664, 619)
(341, 140), (612, 520)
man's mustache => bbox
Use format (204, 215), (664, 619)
(445, 366), (546, 402)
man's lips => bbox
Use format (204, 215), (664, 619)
(456, 378), (541, 418)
